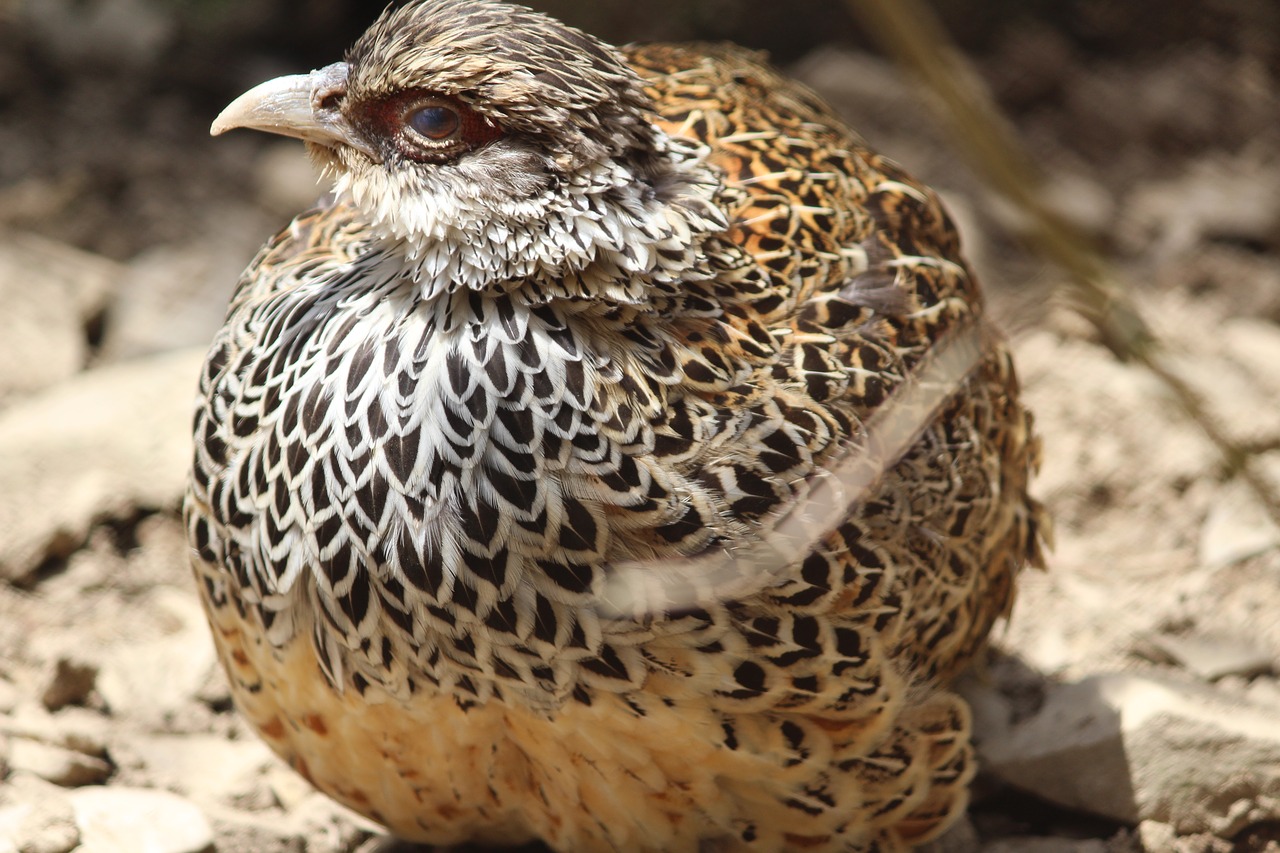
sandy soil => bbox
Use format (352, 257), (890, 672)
(1, 2), (1279, 851)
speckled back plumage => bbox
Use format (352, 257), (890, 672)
(188, 2), (1046, 850)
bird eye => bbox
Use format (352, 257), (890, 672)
(374, 91), (504, 163)
(407, 105), (461, 141)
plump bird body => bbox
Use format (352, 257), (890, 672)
(188, 3), (1045, 850)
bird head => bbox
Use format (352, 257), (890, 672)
(212, 0), (724, 293)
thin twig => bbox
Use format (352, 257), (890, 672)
(847, 0), (1280, 525)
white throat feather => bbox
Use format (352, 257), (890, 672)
(328, 131), (730, 305)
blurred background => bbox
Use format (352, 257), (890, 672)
(2, 1), (1279, 851)
(2, 0), (1279, 363)
(3, 0), (1277, 263)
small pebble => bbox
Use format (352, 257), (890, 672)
(1138, 820), (1177, 852)
(41, 656), (99, 711)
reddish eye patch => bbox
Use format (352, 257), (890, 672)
(356, 89), (503, 163)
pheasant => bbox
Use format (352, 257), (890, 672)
(188, 1), (1046, 849)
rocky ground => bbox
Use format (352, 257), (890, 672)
(2, 1), (1280, 851)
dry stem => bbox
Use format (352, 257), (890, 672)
(847, 0), (1280, 525)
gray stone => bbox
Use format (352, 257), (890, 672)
(0, 231), (118, 401)
(978, 673), (1280, 833)
(1, 704), (112, 789)
(1198, 480), (1280, 569)
(1143, 632), (1274, 681)
(44, 708), (111, 761)
(0, 774), (79, 853)
(977, 677), (1139, 824)
(118, 733), (275, 807)
(0, 347), (205, 582)
(203, 805), (307, 853)
(7, 739), (111, 788)
(68, 787), (214, 853)
(0, 677), (19, 714)
(1246, 678), (1280, 706)
(95, 588), (218, 721)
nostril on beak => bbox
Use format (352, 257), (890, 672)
(311, 62), (352, 114)
(316, 89), (345, 112)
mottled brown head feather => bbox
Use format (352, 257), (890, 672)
(347, 0), (661, 169)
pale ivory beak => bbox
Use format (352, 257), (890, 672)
(211, 62), (381, 162)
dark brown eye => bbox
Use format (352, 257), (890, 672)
(407, 104), (461, 141)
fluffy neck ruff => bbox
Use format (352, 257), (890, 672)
(328, 132), (731, 306)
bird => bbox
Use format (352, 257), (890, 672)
(187, 1), (1047, 850)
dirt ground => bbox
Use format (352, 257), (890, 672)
(1, 1), (1279, 851)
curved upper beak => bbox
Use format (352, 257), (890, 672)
(211, 62), (381, 162)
